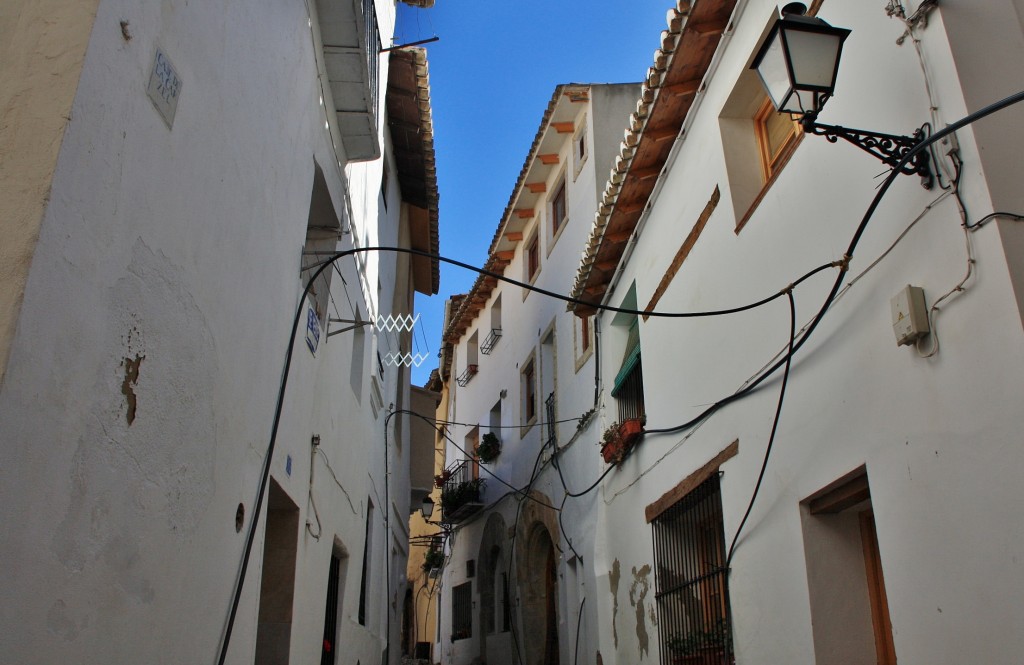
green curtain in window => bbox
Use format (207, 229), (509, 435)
(612, 321), (641, 397)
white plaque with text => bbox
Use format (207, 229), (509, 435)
(146, 48), (182, 128)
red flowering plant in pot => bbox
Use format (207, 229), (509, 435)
(600, 418), (645, 465)
(433, 469), (452, 488)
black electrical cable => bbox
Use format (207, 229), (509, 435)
(725, 289), (796, 570)
(399, 409), (560, 512)
(645, 90), (1024, 442)
(303, 247), (839, 320)
(217, 89), (1024, 665)
(430, 414), (588, 429)
(965, 210), (1024, 230)
(574, 597), (586, 665)
(557, 492), (583, 563)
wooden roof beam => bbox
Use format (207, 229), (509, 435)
(644, 125), (679, 143)
(605, 230), (632, 243)
(551, 121), (574, 133)
(526, 182), (547, 193)
(618, 200), (647, 216)
(538, 154), (559, 165)
(664, 79), (702, 97)
(631, 166), (663, 180)
(688, 17), (728, 36)
(515, 209), (535, 219)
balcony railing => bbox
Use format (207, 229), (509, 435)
(480, 328), (502, 355)
(456, 364), (478, 387)
(545, 392), (556, 447)
(317, 0), (382, 161)
(440, 460), (484, 524)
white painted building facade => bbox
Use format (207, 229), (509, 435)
(433, 84), (640, 665)
(0, 1), (438, 664)
(569, 1), (1024, 664)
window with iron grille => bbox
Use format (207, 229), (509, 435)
(612, 320), (645, 423)
(652, 473), (733, 665)
(452, 581), (473, 641)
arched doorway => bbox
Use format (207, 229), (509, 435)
(523, 524), (560, 665)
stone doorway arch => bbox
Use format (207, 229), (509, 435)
(515, 490), (562, 665)
(477, 512), (510, 663)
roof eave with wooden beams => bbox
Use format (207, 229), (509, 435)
(569, 0), (738, 317)
(441, 84), (592, 346)
(386, 47), (441, 295)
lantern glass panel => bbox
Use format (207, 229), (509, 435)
(785, 27), (843, 92)
(755, 29), (792, 111)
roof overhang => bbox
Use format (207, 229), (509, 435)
(442, 84), (592, 345)
(569, 0), (739, 315)
(386, 47), (441, 295)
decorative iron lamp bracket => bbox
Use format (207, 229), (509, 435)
(800, 112), (933, 189)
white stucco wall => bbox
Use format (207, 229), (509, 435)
(0, 0), (415, 663)
(593, 2), (1024, 664)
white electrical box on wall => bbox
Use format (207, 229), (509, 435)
(891, 285), (930, 346)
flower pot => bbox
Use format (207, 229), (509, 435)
(619, 418), (643, 447)
(601, 437), (625, 464)
(601, 419), (644, 465)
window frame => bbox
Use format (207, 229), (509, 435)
(572, 118), (588, 179)
(526, 233), (540, 282)
(520, 352), (538, 435)
(573, 314), (594, 372)
(550, 177), (567, 237)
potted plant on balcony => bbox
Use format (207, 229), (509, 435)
(433, 469), (452, 488)
(476, 432), (501, 464)
(422, 548), (445, 572)
(440, 477), (484, 515)
(600, 418), (644, 464)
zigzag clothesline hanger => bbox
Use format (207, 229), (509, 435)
(327, 314), (428, 366)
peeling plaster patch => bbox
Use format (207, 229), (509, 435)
(52, 240), (216, 591)
(629, 564), (652, 659)
(46, 599), (80, 641)
(609, 559), (621, 649)
(120, 353), (144, 424)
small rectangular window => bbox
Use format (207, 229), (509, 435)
(452, 581), (473, 641)
(573, 123), (588, 177)
(521, 356), (537, 427)
(574, 314), (594, 372)
(551, 179), (567, 235)
(612, 320), (645, 422)
(526, 235), (540, 281)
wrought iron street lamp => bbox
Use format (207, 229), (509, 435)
(751, 3), (933, 188)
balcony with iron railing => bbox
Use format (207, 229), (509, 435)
(480, 328), (502, 355)
(440, 459), (484, 524)
(456, 364), (478, 387)
(317, 0), (382, 161)
(545, 392), (556, 448)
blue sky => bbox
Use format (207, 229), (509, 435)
(396, 2), (672, 385)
